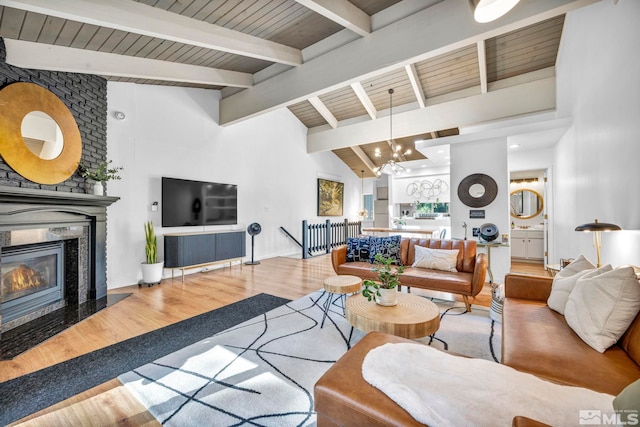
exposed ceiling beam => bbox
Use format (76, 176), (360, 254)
(350, 145), (377, 176)
(350, 82), (377, 120)
(308, 96), (338, 129)
(0, 0), (302, 66)
(295, 0), (371, 37)
(4, 39), (253, 88)
(405, 64), (426, 108)
(417, 117), (572, 148)
(307, 76), (556, 153)
(220, 0), (597, 125)
(477, 40), (488, 94)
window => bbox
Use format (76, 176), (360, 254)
(363, 194), (373, 220)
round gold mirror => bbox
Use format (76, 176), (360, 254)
(510, 189), (544, 219)
(0, 82), (82, 184)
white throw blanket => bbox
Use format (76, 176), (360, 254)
(362, 343), (614, 427)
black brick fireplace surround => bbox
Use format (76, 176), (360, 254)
(0, 37), (120, 355)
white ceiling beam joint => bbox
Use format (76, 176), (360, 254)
(350, 145), (377, 176)
(307, 77), (557, 152)
(4, 39), (254, 88)
(350, 82), (377, 120)
(477, 40), (488, 94)
(0, 0), (302, 66)
(295, 0), (371, 37)
(221, 0), (594, 125)
(308, 96), (338, 129)
(405, 64), (426, 108)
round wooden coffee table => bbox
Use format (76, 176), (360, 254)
(345, 293), (440, 339)
(321, 275), (363, 327)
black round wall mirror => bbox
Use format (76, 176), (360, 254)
(457, 173), (498, 208)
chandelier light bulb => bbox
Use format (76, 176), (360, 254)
(405, 149), (412, 155)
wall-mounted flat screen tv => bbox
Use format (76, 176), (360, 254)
(162, 177), (237, 227)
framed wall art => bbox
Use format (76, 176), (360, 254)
(317, 178), (344, 216)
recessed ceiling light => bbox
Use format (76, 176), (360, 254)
(509, 144), (520, 149)
(437, 150), (444, 154)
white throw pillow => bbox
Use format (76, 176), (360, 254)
(565, 266), (640, 353)
(412, 245), (459, 272)
(547, 255), (596, 314)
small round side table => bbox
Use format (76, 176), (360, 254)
(321, 275), (363, 328)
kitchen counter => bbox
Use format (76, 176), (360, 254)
(362, 227), (439, 237)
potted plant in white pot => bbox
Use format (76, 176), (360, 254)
(77, 160), (123, 195)
(362, 252), (405, 306)
(140, 221), (164, 286)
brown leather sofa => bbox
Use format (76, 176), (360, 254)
(502, 273), (640, 395)
(331, 237), (487, 311)
(314, 273), (640, 426)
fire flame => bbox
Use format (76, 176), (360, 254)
(4, 265), (44, 291)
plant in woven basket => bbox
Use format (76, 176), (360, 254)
(362, 252), (405, 301)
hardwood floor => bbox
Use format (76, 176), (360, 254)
(5, 254), (548, 426)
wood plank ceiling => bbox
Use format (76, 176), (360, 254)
(0, 1), (566, 177)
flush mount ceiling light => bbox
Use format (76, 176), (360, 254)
(373, 89), (412, 177)
(470, 0), (521, 23)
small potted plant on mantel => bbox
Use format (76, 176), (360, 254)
(362, 252), (405, 306)
(77, 160), (123, 195)
(140, 221), (164, 286)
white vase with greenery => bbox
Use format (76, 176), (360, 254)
(77, 160), (123, 196)
(141, 221), (164, 285)
(362, 252), (405, 306)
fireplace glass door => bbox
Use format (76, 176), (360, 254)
(1, 241), (64, 323)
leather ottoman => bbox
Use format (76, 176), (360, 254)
(314, 331), (426, 426)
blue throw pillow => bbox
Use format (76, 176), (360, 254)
(346, 237), (371, 262)
(369, 235), (402, 265)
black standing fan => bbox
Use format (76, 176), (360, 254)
(245, 222), (262, 265)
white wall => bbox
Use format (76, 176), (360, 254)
(450, 138), (510, 283)
(106, 83), (359, 289)
(553, 0), (640, 267)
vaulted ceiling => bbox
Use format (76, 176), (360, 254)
(0, 0), (597, 177)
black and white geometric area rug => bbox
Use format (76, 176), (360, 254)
(119, 289), (500, 426)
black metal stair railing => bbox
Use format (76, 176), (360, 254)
(301, 219), (362, 259)
(279, 226), (313, 258)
